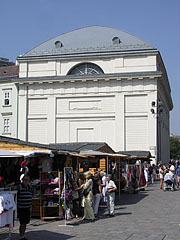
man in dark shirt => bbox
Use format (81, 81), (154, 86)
(92, 171), (102, 217)
(17, 175), (32, 240)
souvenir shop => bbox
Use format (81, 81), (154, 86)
(0, 148), (129, 222)
(20, 150), (83, 219)
(22, 150), (127, 219)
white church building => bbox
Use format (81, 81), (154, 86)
(0, 26), (173, 163)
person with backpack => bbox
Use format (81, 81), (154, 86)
(92, 171), (102, 218)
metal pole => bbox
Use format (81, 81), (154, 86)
(63, 167), (67, 226)
(107, 156), (108, 174)
(119, 158), (120, 201)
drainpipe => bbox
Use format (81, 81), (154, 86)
(26, 85), (29, 142)
(16, 84), (19, 138)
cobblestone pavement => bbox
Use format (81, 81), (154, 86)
(1, 181), (180, 240)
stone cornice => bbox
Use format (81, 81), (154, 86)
(17, 49), (158, 62)
(14, 71), (162, 85)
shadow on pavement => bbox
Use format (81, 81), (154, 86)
(116, 191), (148, 206)
(27, 230), (74, 240)
(0, 230), (74, 240)
(69, 211), (132, 226)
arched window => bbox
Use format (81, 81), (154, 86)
(68, 63), (104, 76)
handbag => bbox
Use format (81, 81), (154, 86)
(83, 188), (90, 197)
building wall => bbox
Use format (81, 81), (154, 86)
(17, 77), (158, 159)
(19, 55), (157, 78)
(0, 51), (172, 164)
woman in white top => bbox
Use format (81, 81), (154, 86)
(159, 165), (164, 189)
(100, 171), (107, 203)
(144, 165), (149, 187)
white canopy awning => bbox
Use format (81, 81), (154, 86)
(0, 149), (23, 158)
(80, 150), (128, 158)
(10, 150), (52, 158)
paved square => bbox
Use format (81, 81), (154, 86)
(1, 181), (180, 240)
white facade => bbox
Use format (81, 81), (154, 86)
(0, 26), (173, 164)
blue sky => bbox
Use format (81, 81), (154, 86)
(0, 0), (179, 135)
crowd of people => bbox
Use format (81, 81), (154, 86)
(142, 160), (180, 191)
(158, 160), (180, 190)
(67, 170), (117, 222)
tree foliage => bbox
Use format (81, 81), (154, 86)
(170, 136), (180, 160)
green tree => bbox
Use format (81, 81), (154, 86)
(170, 136), (180, 160)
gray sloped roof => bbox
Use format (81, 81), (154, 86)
(117, 150), (152, 158)
(19, 26), (155, 58)
(49, 142), (112, 152)
(0, 135), (55, 150)
(0, 136), (114, 154)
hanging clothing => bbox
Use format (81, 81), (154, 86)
(0, 193), (16, 230)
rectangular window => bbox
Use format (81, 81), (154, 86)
(4, 91), (10, 106)
(4, 118), (10, 133)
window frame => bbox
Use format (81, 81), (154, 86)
(2, 89), (12, 107)
(68, 63), (104, 76)
(3, 118), (11, 134)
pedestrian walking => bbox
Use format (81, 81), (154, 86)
(144, 165), (149, 187)
(17, 174), (32, 240)
(176, 165), (180, 187)
(106, 174), (117, 217)
(92, 171), (102, 218)
(151, 164), (156, 184)
(148, 165), (153, 184)
(159, 165), (164, 189)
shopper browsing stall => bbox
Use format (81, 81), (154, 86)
(81, 171), (95, 221)
(106, 174), (117, 217)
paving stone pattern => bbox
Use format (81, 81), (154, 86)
(1, 181), (180, 240)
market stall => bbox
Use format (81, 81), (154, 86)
(77, 150), (128, 200)
(117, 151), (153, 193)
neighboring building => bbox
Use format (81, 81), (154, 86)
(0, 59), (19, 139)
(0, 57), (15, 67)
(0, 26), (173, 164)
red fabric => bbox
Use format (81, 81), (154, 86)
(21, 160), (26, 166)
